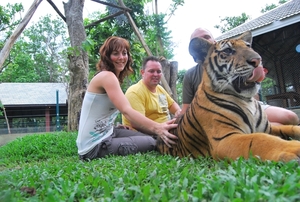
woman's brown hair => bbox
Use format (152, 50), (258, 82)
(96, 36), (133, 83)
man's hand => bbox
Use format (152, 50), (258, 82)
(158, 118), (178, 147)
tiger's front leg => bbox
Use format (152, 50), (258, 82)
(213, 133), (300, 163)
(270, 125), (300, 140)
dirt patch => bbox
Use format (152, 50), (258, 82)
(0, 133), (38, 147)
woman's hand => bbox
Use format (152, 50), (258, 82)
(157, 118), (178, 147)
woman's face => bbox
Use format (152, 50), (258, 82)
(110, 48), (128, 73)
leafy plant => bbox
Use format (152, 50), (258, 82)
(261, 0), (288, 13)
(214, 13), (250, 34)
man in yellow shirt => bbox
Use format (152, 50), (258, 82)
(122, 56), (181, 129)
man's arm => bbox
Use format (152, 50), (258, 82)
(169, 102), (181, 118)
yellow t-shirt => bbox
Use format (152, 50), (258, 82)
(122, 80), (175, 127)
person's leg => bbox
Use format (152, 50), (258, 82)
(102, 128), (156, 156)
(79, 142), (110, 161)
(79, 129), (156, 160)
(264, 105), (299, 125)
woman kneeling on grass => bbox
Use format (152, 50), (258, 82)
(76, 36), (178, 160)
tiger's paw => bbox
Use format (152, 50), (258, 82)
(278, 152), (300, 165)
(271, 125), (300, 140)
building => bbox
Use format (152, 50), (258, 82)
(0, 83), (68, 134)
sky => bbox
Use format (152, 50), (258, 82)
(1, 0), (280, 70)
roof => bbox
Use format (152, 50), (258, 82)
(0, 83), (68, 106)
(216, 0), (300, 40)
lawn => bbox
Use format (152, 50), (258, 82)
(1, 132), (300, 201)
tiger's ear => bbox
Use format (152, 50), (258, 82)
(189, 37), (213, 63)
(238, 31), (252, 45)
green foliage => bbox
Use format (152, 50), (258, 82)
(0, 15), (70, 83)
(214, 13), (250, 34)
(83, 0), (182, 88)
(1, 133), (300, 201)
(176, 69), (186, 105)
(261, 0), (287, 13)
(0, 3), (24, 73)
(259, 77), (276, 102)
(166, 0), (185, 21)
(1, 1), (182, 86)
(0, 3), (23, 39)
(215, 0), (289, 34)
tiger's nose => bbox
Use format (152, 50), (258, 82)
(247, 58), (261, 67)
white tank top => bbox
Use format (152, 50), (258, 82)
(76, 91), (119, 155)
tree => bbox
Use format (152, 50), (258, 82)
(0, 0), (184, 131)
(0, 0), (43, 70)
(84, 0), (182, 82)
(0, 3), (24, 71)
(64, 0), (89, 131)
(214, 0), (288, 34)
(176, 69), (186, 105)
(0, 3), (24, 40)
(214, 13), (250, 34)
(0, 15), (69, 83)
(260, 0), (287, 13)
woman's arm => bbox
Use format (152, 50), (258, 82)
(99, 72), (178, 147)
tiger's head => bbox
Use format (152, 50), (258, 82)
(189, 31), (264, 99)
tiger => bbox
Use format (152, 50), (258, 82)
(157, 31), (300, 163)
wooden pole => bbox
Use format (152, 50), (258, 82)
(117, 0), (173, 96)
(3, 107), (11, 134)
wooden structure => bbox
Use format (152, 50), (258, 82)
(0, 83), (68, 134)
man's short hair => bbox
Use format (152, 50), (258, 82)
(142, 56), (160, 70)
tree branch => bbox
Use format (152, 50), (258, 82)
(46, 0), (66, 22)
(90, 0), (131, 12)
(0, 0), (43, 70)
(85, 10), (125, 29)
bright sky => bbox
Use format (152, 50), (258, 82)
(1, 0), (279, 70)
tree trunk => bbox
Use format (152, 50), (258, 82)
(64, 0), (89, 131)
(0, 0), (43, 70)
(160, 58), (178, 102)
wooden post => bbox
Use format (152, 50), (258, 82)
(45, 107), (51, 132)
(3, 106), (11, 134)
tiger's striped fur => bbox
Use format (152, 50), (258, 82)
(157, 31), (300, 163)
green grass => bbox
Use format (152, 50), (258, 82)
(1, 132), (300, 201)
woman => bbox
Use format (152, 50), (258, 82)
(76, 36), (177, 160)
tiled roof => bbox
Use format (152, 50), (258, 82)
(0, 83), (68, 106)
(216, 0), (300, 40)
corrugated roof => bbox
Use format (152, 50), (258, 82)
(0, 83), (68, 105)
(216, 0), (300, 40)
